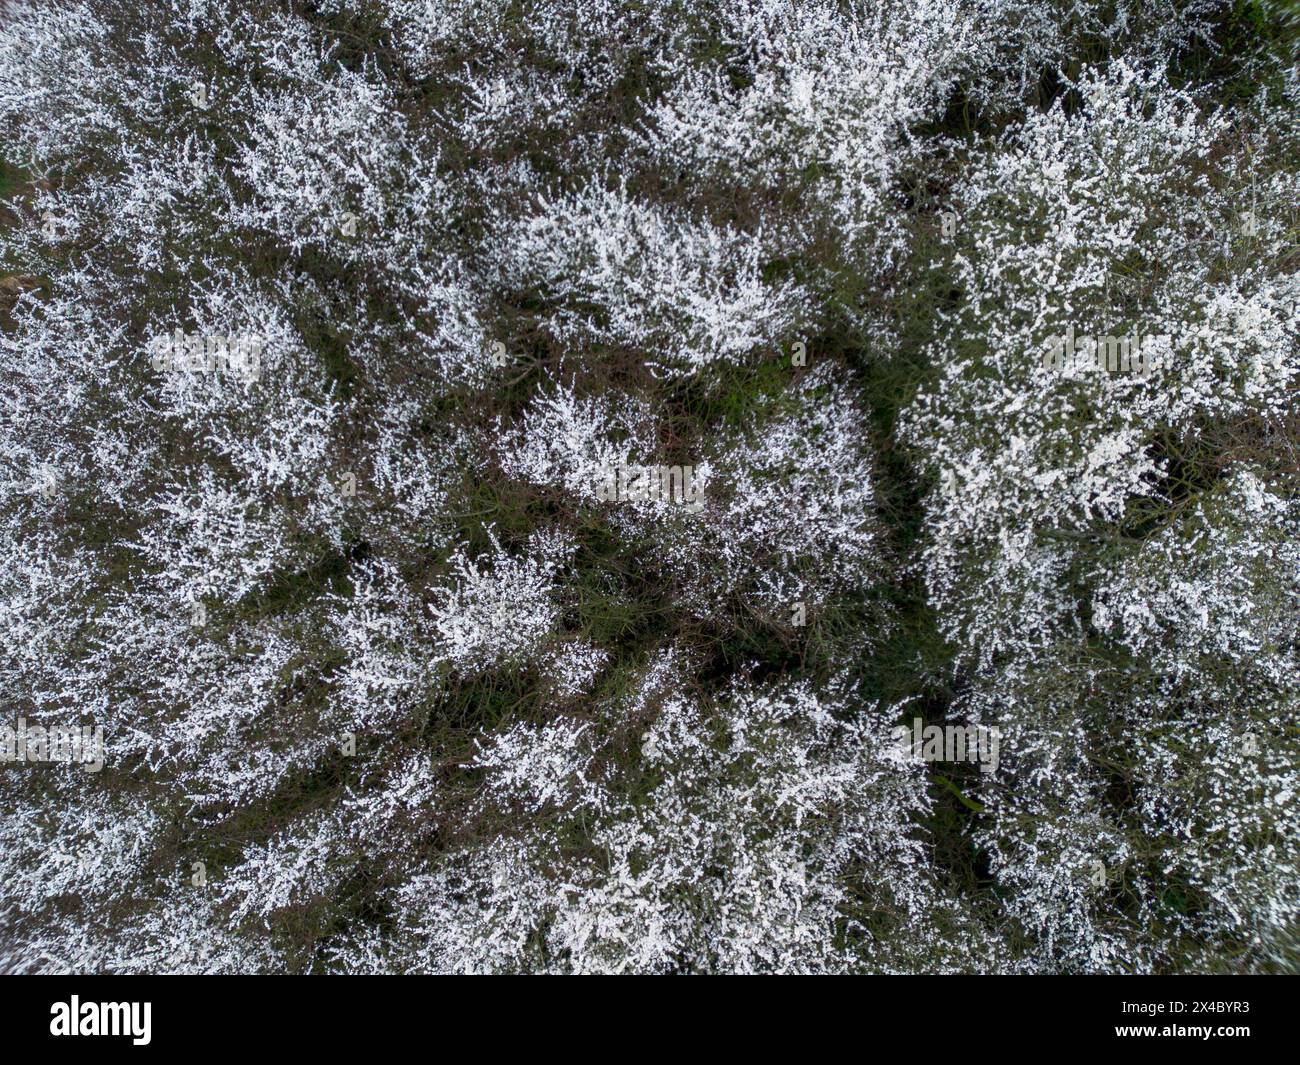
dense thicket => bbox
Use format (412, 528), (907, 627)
(0, 0), (1296, 973)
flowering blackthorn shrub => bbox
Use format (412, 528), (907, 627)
(0, 0), (1295, 974)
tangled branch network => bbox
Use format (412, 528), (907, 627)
(0, 0), (1297, 974)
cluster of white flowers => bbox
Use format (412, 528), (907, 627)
(495, 181), (807, 374)
(427, 528), (573, 675)
(902, 59), (1298, 662)
(0, 0), (1295, 974)
(900, 55), (1299, 970)
(325, 655), (1008, 974)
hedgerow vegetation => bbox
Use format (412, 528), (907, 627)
(0, 0), (1296, 973)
